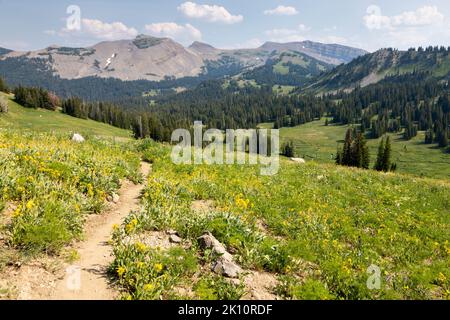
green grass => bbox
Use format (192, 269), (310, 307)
(273, 63), (290, 75)
(0, 93), (132, 140)
(264, 119), (450, 180)
(110, 141), (450, 300)
(272, 85), (296, 95)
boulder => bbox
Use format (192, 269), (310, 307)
(198, 232), (233, 261)
(212, 259), (243, 278)
(291, 157), (306, 164)
(169, 234), (182, 244)
(72, 133), (85, 143)
(112, 193), (120, 204)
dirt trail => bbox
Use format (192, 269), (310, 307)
(48, 162), (151, 300)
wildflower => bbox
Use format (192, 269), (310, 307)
(438, 272), (447, 283)
(126, 218), (138, 233)
(117, 266), (126, 277)
(112, 224), (119, 231)
(13, 206), (22, 218)
(143, 283), (154, 292)
(135, 242), (147, 253)
(136, 261), (145, 269)
(26, 200), (35, 210)
(154, 263), (163, 273)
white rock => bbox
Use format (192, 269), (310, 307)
(112, 193), (120, 204)
(72, 133), (85, 143)
(291, 157), (306, 164)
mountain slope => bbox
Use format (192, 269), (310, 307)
(242, 50), (333, 86)
(309, 47), (450, 92)
(0, 35), (366, 83)
(260, 41), (367, 65)
(0, 92), (131, 138)
(0, 48), (12, 56)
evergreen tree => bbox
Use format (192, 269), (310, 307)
(335, 147), (343, 165)
(281, 140), (295, 157)
(382, 136), (392, 172)
(342, 129), (354, 166)
(374, 138), (385, 171)
(425, 129), (434, 144)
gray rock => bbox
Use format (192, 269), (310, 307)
(198, 232), (233, 261)
(169, 234), (182, 244)
(212, 259), (242, 278)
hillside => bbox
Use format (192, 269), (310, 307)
(309, 47), (450, 93)
(0, 48), (11, 56)
(1, 98), (450, 300)
(260, 119), (450, 180)
(242, 51), (333, 87)
(259, 41), (367, 65)
(0, 35), (366, 85)
(0, 92), (131, 139)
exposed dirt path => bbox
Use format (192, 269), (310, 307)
(48, 162), (151, 300)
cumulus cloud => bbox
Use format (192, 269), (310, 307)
(364, 5), (444, 30)
(60, 18), (138, 40)
(144, 22), (202, 45)
(362, 5), (449, 50)
(265, 24), (311, 42)
(223, 38), (263, 49)
(177, 1), (243, 24)
(264, 5), (298, 16)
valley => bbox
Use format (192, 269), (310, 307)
(0, 15), (449, 302)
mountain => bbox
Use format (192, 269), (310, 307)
(0, 47), (12, 56)
(259, 41), (367, 65)
(242, 50), (333, 86)
(309, 47), (450, 92)
(0, 35), (366, 83)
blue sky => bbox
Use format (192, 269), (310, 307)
(0, 0), (449, 52)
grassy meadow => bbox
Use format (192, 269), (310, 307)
(259, 119), (450, 180)
(0, 93), (132, 140)
(109, 142), (450, 300)
(1, 97), (449, 300)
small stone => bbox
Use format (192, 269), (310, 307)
(166, 229), (178, 236)
(112, 193), (120, 204)
(212, 259), (242, 278)
(169, 234), (182, 244)
(71, 133), (85, 143)
(198, 232), (233, 261)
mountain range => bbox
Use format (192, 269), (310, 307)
(0, 34), (367, 82)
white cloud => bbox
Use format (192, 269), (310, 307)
(362, 5), (449, 50)
(80, 19), (138, 40)
(144, 22), (202, 45)
(60, 18), (138, 40)
(364, 5), (444, 30)
(264, 5), (298, 16)
(223, 38), (263, 49)
(177, 1), (243, 24)
(265, 24), (311, 42)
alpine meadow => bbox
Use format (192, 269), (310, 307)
(0, 0), (449, 311)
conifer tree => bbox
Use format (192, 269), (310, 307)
(382, 136), (392, 172)
(374, 138), (385, 171)
(342, 129), (353, 166)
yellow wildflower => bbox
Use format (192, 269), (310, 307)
(135, 242), (148, 253)
(117, 266), (126, 277)
(154, 263), (163, 273)
(143, 283), (154, 292)
(26, 200), (35, 210)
